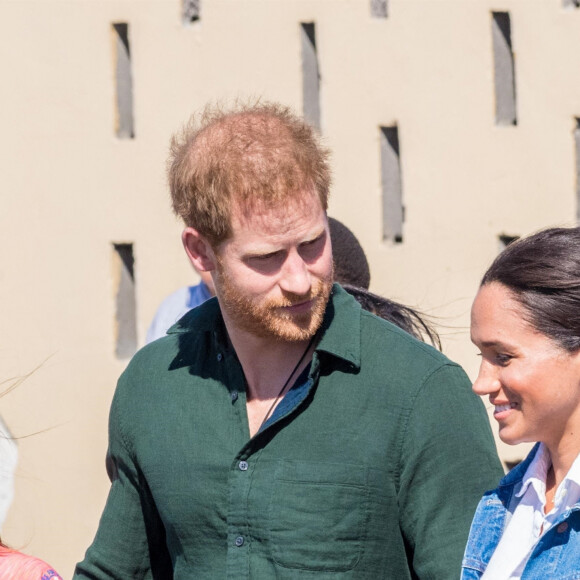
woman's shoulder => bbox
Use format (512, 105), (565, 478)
(0, 546), (63, 580)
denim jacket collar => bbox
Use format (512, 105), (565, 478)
(462, 443), (580, 579)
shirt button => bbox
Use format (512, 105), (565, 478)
(235, 536), (244, 547)
(231, 391), (238, 402)
(557, 522), (569, 533)
(217, 353), (223, 362)
(239, 461), (248, 471)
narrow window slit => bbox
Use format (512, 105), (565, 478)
(112, 22), (135, 139)
(498, 234), (519, 251)
(491, 12), (517, 126)
(370, 0), (388, 18)
(113, 243), (137, 359)
(301, 22), (321, 131)
(182, 0), (200, 24)
(380, 126), (404, 243)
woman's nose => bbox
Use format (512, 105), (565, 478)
(472, 362), (501, 397)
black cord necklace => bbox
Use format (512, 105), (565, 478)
(256, 332), (318, 433)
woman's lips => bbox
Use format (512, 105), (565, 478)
(493, 402), (517, 419)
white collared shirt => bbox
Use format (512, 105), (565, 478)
(482, 444), (580, 579)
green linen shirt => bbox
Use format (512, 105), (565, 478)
(75, 284), (503, 579)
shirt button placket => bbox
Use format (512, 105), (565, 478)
(226, 456), (252, 579)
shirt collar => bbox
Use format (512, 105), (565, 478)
(314, 284), (361, 370)
(563, 448), (580, 487)
(515, 443), (580, 511)
(555, 447), (580, 507)
(167, 295), (222, 336)
(166, 283), (362, 370)
(516, 442), (551, 500)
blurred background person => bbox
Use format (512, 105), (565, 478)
(0, 417), (17, 531)
(0, 540), (63, 580)
(146, 267), (215, 343)
(464, 227), (580, 578)
(327, 216), (370, 289)
(0, 377), (62, 580)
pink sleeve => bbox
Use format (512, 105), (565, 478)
(0, 549), (63, 580)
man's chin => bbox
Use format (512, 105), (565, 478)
(219, 277), (332, 342)
(264, 310), (325, 342)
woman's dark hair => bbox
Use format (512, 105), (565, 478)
(481, 226), (580, 352)
(328, 217), (371, 290)
(343, 284), (441, 349)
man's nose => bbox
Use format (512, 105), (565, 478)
(472, 362), (500, 397)
(279, 251), (311, 296)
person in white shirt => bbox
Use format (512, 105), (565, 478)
(463, 226), (580, 579)
(0, 417), (17, 530)
(146, 268), (215, 344)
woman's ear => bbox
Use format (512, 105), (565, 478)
(182, 228), (217, 272)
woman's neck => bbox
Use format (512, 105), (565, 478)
(545, 435), (580, 493)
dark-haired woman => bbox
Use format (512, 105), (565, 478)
(462, 226), (580, 579)
(342, 284), (441, 349)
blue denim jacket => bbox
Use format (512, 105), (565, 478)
(462, 443), (580, 579)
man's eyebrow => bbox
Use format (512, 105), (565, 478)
(301, 229), (326, 243)
(243, 248), (281, 258)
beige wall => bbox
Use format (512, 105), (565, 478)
(1, 0), (579, 575)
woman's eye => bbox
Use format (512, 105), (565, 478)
(495, 353), (512, 366)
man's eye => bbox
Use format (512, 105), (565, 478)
(304, 235), (324, 247)
(252, 252), (280, 261)
(299, 236), (325, 260)
(245, 252), (285, 273)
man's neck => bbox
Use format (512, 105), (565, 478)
(224, 321), (314, 401)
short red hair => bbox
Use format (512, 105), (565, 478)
(168, 101), (331, 246)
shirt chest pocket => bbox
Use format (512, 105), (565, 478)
(267, 460), (369, 573)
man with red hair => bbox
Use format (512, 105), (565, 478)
(75, 102), (502, 579)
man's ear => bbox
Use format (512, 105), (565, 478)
(182, 228), (217, 272)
